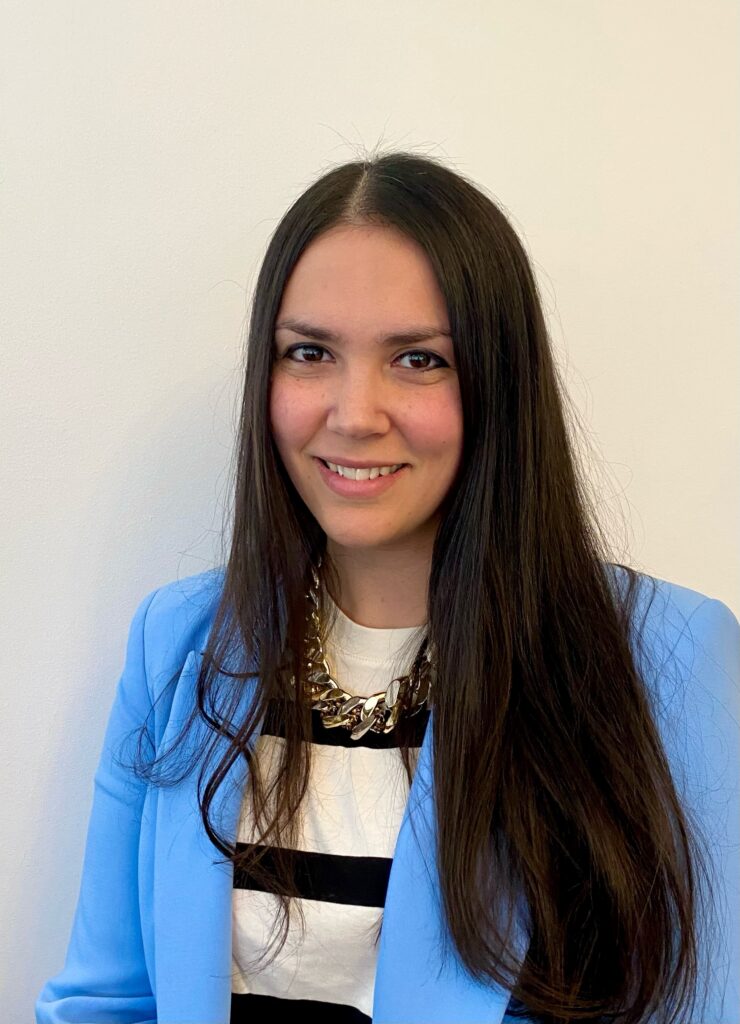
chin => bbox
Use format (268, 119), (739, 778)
(323, 533), (394, 551)
(322, 521), (423, 551)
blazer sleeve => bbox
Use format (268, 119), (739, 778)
(685, 597), (740, 1023)
(500, 595), (740, 1024)
(35, 587), (160, 1024)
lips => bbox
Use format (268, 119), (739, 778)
(320, 459), (405, 478)
(314, 456), (409, 496)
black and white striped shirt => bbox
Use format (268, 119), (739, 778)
(230, 593), (430, 1022)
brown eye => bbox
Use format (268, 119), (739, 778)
(397, 350), (448, 370)
(283, 344), (448, 371)
(284, 344), (327, 362)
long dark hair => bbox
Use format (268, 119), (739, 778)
(130, 150), (717, 1023)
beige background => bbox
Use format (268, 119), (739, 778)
(2, 1), (737, 1015)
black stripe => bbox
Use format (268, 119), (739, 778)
(230, 988), (530, 1023)
(233, 843), (391, 907)
(262, 700), (429, 749)
(231, 991), (371, 1023)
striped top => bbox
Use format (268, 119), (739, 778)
(230, 591), (430, 1023)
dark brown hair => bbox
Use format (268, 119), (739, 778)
(130, 150), (717, 1023)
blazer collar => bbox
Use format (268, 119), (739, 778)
(152, 651), (527, 1022)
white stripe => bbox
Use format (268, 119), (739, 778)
(237, 733), (418, 859)
(232, 889), (380, 1016)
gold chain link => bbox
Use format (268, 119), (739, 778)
(288, 555), (435, 741)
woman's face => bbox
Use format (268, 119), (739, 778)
(269, 223), (463, 557)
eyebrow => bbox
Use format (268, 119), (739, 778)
(274, 317), (452, 346)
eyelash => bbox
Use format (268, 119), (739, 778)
(281, 343), (449, 371)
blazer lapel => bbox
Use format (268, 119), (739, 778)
(153, 651), (528, 1023)
(373, 709), (529, 1023)
(153, 650), (260, 1024)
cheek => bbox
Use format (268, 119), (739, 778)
(269, 379), (310, 447)
(268, 380), (285, 441)
(408, 393), (463, 459)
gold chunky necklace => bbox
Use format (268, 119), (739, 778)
(289, 555), (435, 741)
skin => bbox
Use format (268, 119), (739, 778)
(269, 223), (463, 628)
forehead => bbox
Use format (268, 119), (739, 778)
(276, 224), (450, 329)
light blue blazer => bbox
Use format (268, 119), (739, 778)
(36, 567), (740, 1024)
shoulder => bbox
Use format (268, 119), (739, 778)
(609, 565), (739, 794)
(607, 565), (739, 769)
(606, 563), (739, 676)
(135, 566), (227, 700)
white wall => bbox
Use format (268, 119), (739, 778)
(2, 1), (737, 1014)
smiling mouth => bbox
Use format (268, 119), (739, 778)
(317, 458), (407, 479)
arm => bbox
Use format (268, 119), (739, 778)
(35, 588), (160, 1024)
(685, 597), (740, 1023)
(499, 595), (740, 1024)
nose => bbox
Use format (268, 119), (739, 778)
(324, 364), (392, 438)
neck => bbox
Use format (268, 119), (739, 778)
(323, 538), (432, 629)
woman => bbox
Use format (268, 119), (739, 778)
(36, 152), (739, 1024)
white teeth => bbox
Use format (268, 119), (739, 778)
(325, 461), (404, 480)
